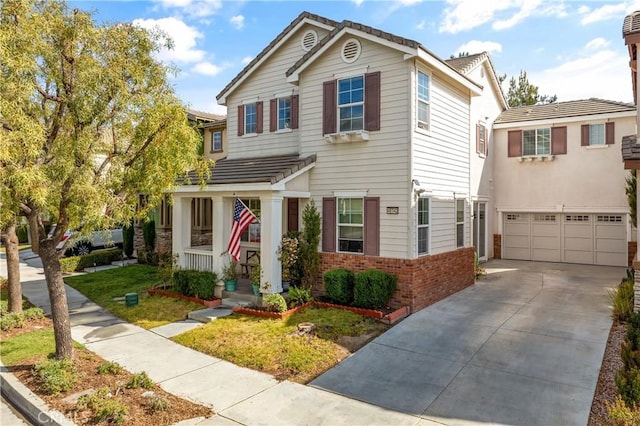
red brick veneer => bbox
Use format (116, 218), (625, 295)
(629, 241), (637, 267)
(318, 247), (475, 313)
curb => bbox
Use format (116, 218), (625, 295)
(0, 361), (75, 426)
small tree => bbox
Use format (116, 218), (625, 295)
(142, 219), (156, 252)
(299, 200), (321, 289)
(122, 221), (135, 258)
(627, 170), (637, 229)
(501, 70), (557, 107)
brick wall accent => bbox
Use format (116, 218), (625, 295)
(190, 230), (212, 247)
(629, 241), (637, 267)
(134, 226), (144, 254)
(319, 247), (475, 313)
(493, 234), (502, 259)
(134, 226), (173, 254)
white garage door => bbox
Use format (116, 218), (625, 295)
(503, 213), (627, 266)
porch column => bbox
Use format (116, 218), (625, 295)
(211, 195), (225, 273)
(260, 194), (283, 293)
(172, 195), (191, 269)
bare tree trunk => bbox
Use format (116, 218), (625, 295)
(1, 221), (22, 314)
(39, 239), (73, 360)
(28, 214), (40, 255)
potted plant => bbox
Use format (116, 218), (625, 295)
(277, 235), (299, 292)
(249, 263), (262, 296)
(221, 256), (238, 292)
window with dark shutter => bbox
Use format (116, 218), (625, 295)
(269, 99), (277, 132)
(364, 197), (380, 256)
(477, 124), (487, 156)
(291, 94), (299, 129)
(606, 122), (615, 145)
(322, 197), (336, 253)
(256, 101), (263, 134)
(323, 80), (337, 135)
(507, 130), (522, 157)
(364, 72), (380, 131)
(551, 126), (567, 155)
(237, 105), (244, 136)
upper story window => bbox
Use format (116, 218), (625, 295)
(338, 197), (364, 253)
(522, 128), (550, 156)
(588, 124), (605, 145)
(581, 122), (615, 147)
(245, 103), (257, 134)
(278, 98), (291, 130)
(418, 197), (430, 255)
(211, 131), (222, 152)
(338, 76), (364, 132)
(417, 71), (430, 130)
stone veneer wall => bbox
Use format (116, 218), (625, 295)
(134, 226), (173, 254)
(493, 234), (502, 259)
(318, 247), (475, 313)
(629, 242), (637, 267)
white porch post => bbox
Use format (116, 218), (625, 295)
(260, 194), (283, 293)
(172, 195), (191, 269)
(211, 196), (225, 273)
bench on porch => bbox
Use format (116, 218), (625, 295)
(240, 250), (260, 278)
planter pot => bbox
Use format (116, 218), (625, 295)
(224, 279), (237, 292)
(251, 283), (260, 296)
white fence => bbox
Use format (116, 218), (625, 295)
(183, 249), (214, 272)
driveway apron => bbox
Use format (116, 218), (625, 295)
(311, 259), (622, 426)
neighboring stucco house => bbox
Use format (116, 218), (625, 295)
(169, 12), (509, 312)
(493, 99), (636, 267)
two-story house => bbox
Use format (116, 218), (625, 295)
(169, 12), (509, 312)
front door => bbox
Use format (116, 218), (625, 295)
(473, 202), (487, 261)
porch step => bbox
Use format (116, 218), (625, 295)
(221, 291), (260, 305)
(188, 307), (234, 323)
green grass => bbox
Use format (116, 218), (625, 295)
(64, 265), (202, 329)
(0, 330), (56, 366)
(172, 306), (388, 383)
(0, 287), (33, 312)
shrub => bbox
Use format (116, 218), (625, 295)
(16, 224), (29, 243)
(145, 394), (169, 412)
(96, 361), (124, 375)
(122, 222), (134, 258)
(157, 252), (178, 285)
(299, 201), (321, 289)
(323, 269), (355, 305)
(142, 219), (156, 251)
(33, 358), (78, 395)
(616, 367), (640, 407)
(77, 387), (128, 425)
(610, 278), (635, 322)
(172, 270), (218, 300)
(288, 286), (313, 308)
(126, 371), (155, 389)
(262, 294), (288, 313)
(607, 396), (640, 426)
(353, 269), (397, 310)
(59, 248), (122, 273)
(1, 307), (45, 331)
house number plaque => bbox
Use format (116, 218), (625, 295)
(386, 207), (399, 215)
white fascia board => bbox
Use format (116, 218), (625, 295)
(276, 190), (312, 198)
(496, 206), (630, 214)
(287, 27), (416, 83)
(493, 111), (636, 129)
(271, 162), (315, 190)
(172, 182), (273, 194)
(416, 49), (482, 96)
(219, 18), (334, 104)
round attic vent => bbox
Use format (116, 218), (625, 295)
(301, 30), (318, 52)
(341, 38), (361, 63)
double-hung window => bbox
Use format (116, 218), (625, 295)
(417, 71), (430, 130)
(211, 131), (222, 152)
(418, 197), (430, 255)
(588, 124), (605, 145)
(240, 199), (261, 243)
(522, 128), (550, 156)
(337, 197), (364, 253)
(338, 76), (364, 132)
(456, 199), (464, 248)
(245, 103), (257, 134)
(278, 98), (291, 130)
(191, 198), (212, 231)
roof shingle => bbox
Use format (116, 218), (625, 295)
(494, 98), (634, 124)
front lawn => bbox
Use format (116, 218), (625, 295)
(64, 265), (202, 329)
(172, 306), (389, 383)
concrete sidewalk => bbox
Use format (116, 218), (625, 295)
(1, 252), (429, 425)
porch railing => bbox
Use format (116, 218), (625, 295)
(183, 248), (214, 272)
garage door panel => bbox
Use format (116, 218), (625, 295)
(596, 252), (627, 266)
(564, 237), (593, 251)
(532, 236), (560, 250)
(532, 249), (561, 262)
(505, 235), (530, 248)
(506, 247), (531, 260)
(531, 225), (559, 237)
(596, 238), (626, 253)
(505, 223), (529, 236)
(564, 250), (594, 264)
(564, 224), (592, 237)
(596, 225), (625, 239)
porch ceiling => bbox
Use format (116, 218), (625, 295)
(177, 154), (316, 185)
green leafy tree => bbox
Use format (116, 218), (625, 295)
(299, 200), (321, 289)
(627, 170), (637, 229)
(503, 70), (557, 107)
(0, 0), (208, 360)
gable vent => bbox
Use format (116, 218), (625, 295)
(341, 39), (361, 63)
(301, 30), (318, 52)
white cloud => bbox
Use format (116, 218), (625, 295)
(230, 15), (245, 30)
(416, 19), (426, 30)
(530, 50), (632, 103)
(585, 37), (610, 50)
(352, 0), (365, 5)
(153, 0), (222, 18)
(133, 17), (205, 63)
(241, 56), (253, 65)
(192, 61), (223, 76)
(455, 40), (503, 56)
(579, 2), (627, 25)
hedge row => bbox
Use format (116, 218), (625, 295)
(172, 270), (219, 301)
(59, 248), (123, 273)
(323, 268), (397, 310)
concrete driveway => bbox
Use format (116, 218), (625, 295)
(311, 259), (623, 426)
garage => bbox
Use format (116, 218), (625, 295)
(503, 212), (627, 266)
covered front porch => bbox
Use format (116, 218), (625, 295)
(172, 155), (315, 294)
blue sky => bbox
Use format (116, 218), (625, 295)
(72, 0), (640, 114)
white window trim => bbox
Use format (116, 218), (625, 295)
(416, 68), (431, 133)
(337, 75), (365, 133)
(333, 190), (369, 197)
(588, 122), (606, 146)
(417, 196), (431, 256)
(277, 97), (292, 131)
(336, 196), (364, 254)
(211, 131), (222, 152)
(522, 128), (551, 157)
(244, 102), (258, 135)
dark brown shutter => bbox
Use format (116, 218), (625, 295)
(269, 99), (277, 132)
(364, 197), (380, 256)
(606, 122), (615, 145)
(287, 198), (299, 232)
(364, 71), (381, 131)
(256, 101), (263, 134)
(551, 126), (567, 155)
(476, 124), (481, 154)
(323, 80), (337, 135)
(581, 124), (589, 146)
(322, 197), (336, 252)
(507, 130), (522, 157)
(485, 127), (489, 156)
(290, 94), (299, 130)
(237, 105), (244, 136)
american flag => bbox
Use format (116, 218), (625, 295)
(227, 198), (257, 262)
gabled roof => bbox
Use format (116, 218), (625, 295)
(177, 154), (316, 185)
(216, 12), (338, 104)
(623, 11), (640, 37)
(494, 98), (635, 124)
(622, 135), (640, 162)
(445, 52), (508, 110)
(186, 109), (225, 122)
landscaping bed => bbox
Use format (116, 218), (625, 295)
(147, 288), (221, 308)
